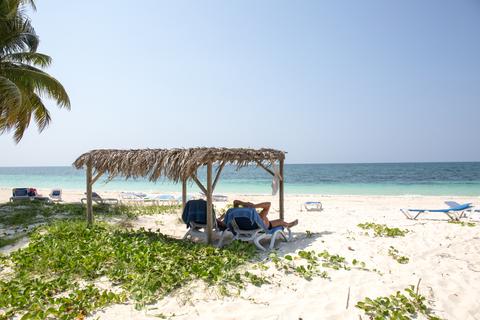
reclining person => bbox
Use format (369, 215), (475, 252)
(232, 200), (298, 229)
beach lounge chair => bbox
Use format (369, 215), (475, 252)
(10, 188), (50, 202)
(304, 201), (322, 212)
(445, 201), (479, 214)
(182, 199), (222, 241)
(219, 207), (292, 251)
(49, 189), (62, 202)
(213, 194), (228, 202)
(199, 192), (228, 202)
(10, 188), (32, 201)
(119, 192), (145, 204)
(401, 203), (472, 221)
(81, 192), (119, 205)
(143, 194), (178, 205)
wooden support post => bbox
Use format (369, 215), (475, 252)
(191, 174), (208, 195)
(279, 159), (285, 220)
(206, 162), (213, 244)
(86, 158), (94, 226)
(254, 159), (275, 176)
(212, 162), (225, 192)
(182, 178), (187, 210)
(92, 170), (104, 185)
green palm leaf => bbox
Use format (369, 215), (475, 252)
(2, 63), (70, 108)
(0, 75), (22, 110)
(0, 0), (70, 142)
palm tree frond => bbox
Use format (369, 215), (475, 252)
(0, 15), (38, 54)
(0, 75), (22, 110)
(2, 63), (71, 109)
(0, 0), (70, 143)
(4, 52), (52, 67)
(30, 92), (51, 132)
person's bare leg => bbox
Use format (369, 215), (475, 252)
(269, 219), (298, 228)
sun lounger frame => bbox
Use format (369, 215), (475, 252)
(401, 204), (472, 221)
(219, 218), (292, 251)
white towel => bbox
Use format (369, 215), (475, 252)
(271, 161), (282, 196)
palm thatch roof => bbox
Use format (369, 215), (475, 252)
(73, 148), (285, 182)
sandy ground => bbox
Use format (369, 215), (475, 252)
(1, 188), (480, 319)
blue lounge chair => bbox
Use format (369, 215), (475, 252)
(401, 203), (473, 221)
(182, 199), (222, 241)
(10, 188), (50, 202)
(219, 207), (292, 251)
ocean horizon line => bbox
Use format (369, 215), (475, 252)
(1, 160), (480, 168)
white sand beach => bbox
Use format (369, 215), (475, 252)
(1, 189), (479, 319)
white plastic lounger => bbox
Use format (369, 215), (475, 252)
(401, 203), (472, 221)
(304, 201), (322, 212)
(145, 194), (178, 205)
(220, 218), (292, 251)
(212, 194), (228, 202)
(49, 189), (62, 202)
(219, 208), (292, 251)
(200, 193), (228, 202)
(119, 192), (145, 204)
(81, 192), (119, 205)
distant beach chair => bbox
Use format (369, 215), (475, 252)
(199, 192), (228, 202)
(182, 199), (222, 241)
(119, 192), (146, 204)
(10, 188), (50, 202)
(10, 188), (32, 201)
(304, 201), (323, 212)
(49, 189), (62, 202)
(219, 207), (292, 251)
(213, 194), (228, 202)
(145, 194), (178, 206)
(401, 203), (473, 221)
(81, 192), (119, 205)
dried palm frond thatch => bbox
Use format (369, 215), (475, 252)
(73, 148), (285, 182)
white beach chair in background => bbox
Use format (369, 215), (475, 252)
(81, 192), (119, 205)
(303, 201), (323, 212)
(145, 194), (178, 206)
(49, 189), (62, 202)
(213, 194), (228, 202)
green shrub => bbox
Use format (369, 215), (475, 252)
(356, 285), (442, 320)
(358, 222), (409, 237)
(0, 220), (259, 318)
(268, 250), (374, 281)
(388, 246), (410, 264)
(447, 220), (476, 227)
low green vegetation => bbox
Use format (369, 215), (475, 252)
(0, 202), (181, 249)
(0, 202), (181, 229)
(356, 284), (442, 320)
(267, 250), (375, 281)
(357, 222), (409, 237)
(388, 246), (410, 264)
(0, 221), (258, 319)
(447, 220), (476, 227)
(0, 233), (26, 248)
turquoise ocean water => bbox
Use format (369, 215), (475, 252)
(0, 163), (479, 196)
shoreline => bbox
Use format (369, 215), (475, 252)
(1, 187), (479, 200)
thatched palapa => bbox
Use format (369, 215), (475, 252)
(73, 147), (285, 182)
(74, 147), (286, 245)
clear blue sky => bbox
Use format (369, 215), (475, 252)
(1, 0), (479, 166)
